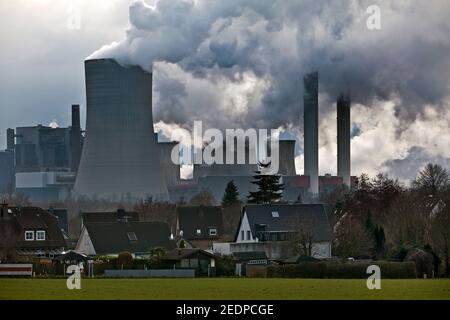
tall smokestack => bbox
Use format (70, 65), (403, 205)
(6, 128), (14, 151)
(70, 105), (82, 172)
(337, 94), (351, 187)
(73, 59), (168, 200)
(158, 141), (181, 187)
(303, 72), (319, 194)
(277, 139), (296, 176)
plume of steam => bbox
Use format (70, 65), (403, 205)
(88, 0), (450, 179)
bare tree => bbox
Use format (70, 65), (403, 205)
(413, 163), (450, 197)
(189, 191), (216, 206)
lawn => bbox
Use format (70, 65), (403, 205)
(0, 278), (449, 300)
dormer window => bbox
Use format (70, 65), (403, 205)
(127, 232), (138, 241)
(25, 231), (34, 241)
(36, 230), (46, 241)
(271, 211), (279, 218)
(209, 228), (217, 236)
(196, 229), (202, 236)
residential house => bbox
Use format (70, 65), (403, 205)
(81, 209), (140, 228)
(75, 221), (176, 257)
(162, 248), (218, 276)
(176, 206), (224, 250)
(213, 204), (332, 260)
(0, 204), (66, 261)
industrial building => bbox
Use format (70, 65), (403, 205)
(73, 59), (169, 200)
(0, 147), (14, 193)
(178, 71), (353, 203)
(8, 105), (83, 202)
(2, 59), (353, 204)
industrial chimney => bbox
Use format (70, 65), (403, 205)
(278, 139), (296, 176)
(73, 59), (168, 200)
(303, 72), (319, 194)
(337, 94), (351, 187)
(70, 105), (82, 172)
(6, 128), (15, 151)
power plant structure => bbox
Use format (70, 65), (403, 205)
(276, 139), (296, 176)
(337, 94), (351, 186)
(73, 59), (169, 200)
(2, 59), (354, 204)
(303, 72), (319, 195)
(70, 105), (82, 173)
(9, 105), (82, 202)
(157, 140), (181, 187)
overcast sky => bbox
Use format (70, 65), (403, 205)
(1, 0), (450, 182)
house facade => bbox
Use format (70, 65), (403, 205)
(176, 206), (224, 250)
(213, 204), (332, 260)
(0, 204), (66, 261)
(75, 221), (176, 257)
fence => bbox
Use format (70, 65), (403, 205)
(0, 264), (33, 276)
(104, 269), (195, 278)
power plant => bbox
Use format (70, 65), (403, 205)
(277, 139), (296, 176)
(1, 60), (353, 203)
(158, 140), (181, 187)
(73, 59), (168, 200)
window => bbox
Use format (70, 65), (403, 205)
(25, 231), (34, 241)
(247, 230), (251, 240)
(36, 230), (46, 241)
(127, 232), (138, 241)
(241, 230), (244, 241)
(209, 228), (217, 236)
(271, 211), (279, 218)
(196, 229), (202, 236)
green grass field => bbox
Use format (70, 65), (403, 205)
(1, 278), (449, 300)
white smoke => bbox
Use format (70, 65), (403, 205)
(88, 0), (450, 181)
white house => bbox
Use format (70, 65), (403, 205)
(213, 204), (332, 260)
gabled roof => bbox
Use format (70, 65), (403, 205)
(82, 210), (139, 225)
(84, 221), (175, 255)
(243, 204), (332, 242)
(0, 206), (66, 250)
(177, 206), (223, 240)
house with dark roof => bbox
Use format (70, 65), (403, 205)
(0, 204), (66, 261)
(81, 209), (140, 228)
(213, 204), (332, 260)
(176, 206), (224, 250)
(75, 221), (176, 256)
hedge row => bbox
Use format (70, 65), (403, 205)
(266, 261), (417, 279)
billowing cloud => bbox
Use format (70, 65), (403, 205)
(2, 0), (450, 182)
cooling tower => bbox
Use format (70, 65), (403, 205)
(278, 139), (296, 175)
(73, 59), (168, 200)
(303, 72), (319, 194)
(337, 94), (351, 187)
(158, 141), (181, 187)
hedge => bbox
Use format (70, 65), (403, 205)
(266, 261), (416, 279)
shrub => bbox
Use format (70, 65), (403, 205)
(117, 252), (133, 269)
(266, 261), (416, 279)
(216, 255), (235, 276)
